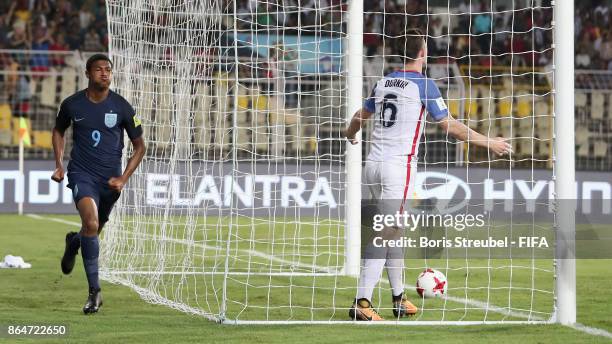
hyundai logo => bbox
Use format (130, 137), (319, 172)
(415, 172), (472, 213)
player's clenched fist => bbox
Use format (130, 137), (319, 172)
(108, 176), (127, 192)
(51, 166), (64, 183)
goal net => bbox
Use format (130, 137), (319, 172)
(101, 0), (570, 324)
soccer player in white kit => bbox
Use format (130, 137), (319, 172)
(345, 29), (512, 321)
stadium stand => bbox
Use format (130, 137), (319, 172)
(0, 0), (610, 170)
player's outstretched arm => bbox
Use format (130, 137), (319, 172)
(108, 137), (146, 192)
(51, 127), (66, 182)
(437, 115), (512, 157)
(344, 108), (374, 145)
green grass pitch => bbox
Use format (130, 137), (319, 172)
(0, 214), (611, 343)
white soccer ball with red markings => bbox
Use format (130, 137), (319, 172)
(416, 268), (448, 298)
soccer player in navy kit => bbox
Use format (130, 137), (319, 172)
(51, 54), (146, 314)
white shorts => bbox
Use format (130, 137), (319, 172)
(364, 158), (417, 214)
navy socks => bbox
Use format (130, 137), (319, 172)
(80, 235), (100, 291)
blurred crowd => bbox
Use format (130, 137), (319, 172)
(575, 1), (612, 70)
(0, 0), (108, 63)
(237, 0), (611, 71)
(0, 0), (610, 72)
(364, 1), (555, 70)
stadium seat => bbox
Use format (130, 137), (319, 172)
(536, 116), (551, 132)
(250, 95), (269, 128)
(575, 126), (590, 146)
(40, 74), (57, 107)
(155, 72), (174, 146)
(29, 78), (36, 97)
(574, 92), (587, 108)
(538, 139), (551, 157)
(63, 54), (79, 69)
(536, 124), (551, 144)
(214, 73), (231, 114)
(0, 104), (11, 129)
(236, 86), (250, 111)
(500, 119), (513, 138)
(269, 123), (285, 158)
(466, 118), (479, 130)
(196, 83), (212, 113)
(210, 75), (232, 152)
(213, 127), (231, 151)
(577, 142), (590, 157)
(268, 94), (287, 114)
(137, 75), (155, 143)
(516, 97), (532, 118)
(476, 86), (493, 116)
(194, 83), (212, 150)
(268, 109), (296, 157)
(0, 129), (10, 146)
(480, 120), (499, 137)
(519, 140), (534, 156)
(212, 110), (231, 151)
(33, 130), (52, 149)
(234, 85), (250, 128)
(517, 117), (533, 135)
(281, 110), (301, 154)
(194, 113), (211, 151)
(590, 92), (605, 120)
(594, 140), (608, 158)
(251, 126), (269, 153)
(497, 97), (512, 117)
(447, 99), (460, 118)
(534, 101), (550, 117)
(467, 98), (479, 118)
(235, 127), (251, 151)
(591, 91), (605, 108)
(60, 67), (77, 101)
(252, 93), (269, 113)
(301, 124), (317, 154)
(446, 88), (461, 117)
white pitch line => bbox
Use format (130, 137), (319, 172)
(26, 213), (81, 227)
(572, 323), (612, 339)
(32, 212), (612, 337)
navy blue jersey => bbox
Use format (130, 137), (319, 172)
(55, 90), (143, 181)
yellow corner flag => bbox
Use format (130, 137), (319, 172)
(18, 117), (31, 147)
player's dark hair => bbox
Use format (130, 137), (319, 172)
(86, 53), (113, 71)
(385, 28), (426, 62)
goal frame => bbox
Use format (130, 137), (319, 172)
(103, 0), (576, 326)
(341, 0), (576, 326)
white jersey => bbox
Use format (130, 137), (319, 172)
(364, 70), (449, 163)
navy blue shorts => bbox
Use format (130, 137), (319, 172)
(67, 172), (121, 225)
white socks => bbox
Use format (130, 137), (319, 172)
(356, 258), (405, 301)
(356, 258), (386, 300)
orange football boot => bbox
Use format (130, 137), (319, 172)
(349, 298), (384, 321)
(392, 294), (418, 317)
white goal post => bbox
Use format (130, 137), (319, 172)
(553, 0), (576, 326)
(101, 0), (575, 325)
